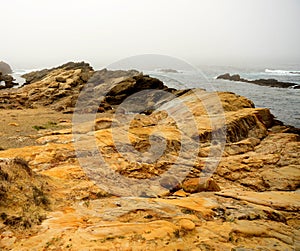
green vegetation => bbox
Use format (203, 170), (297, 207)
(45, 237), (62, 248)
(33, 186), (50, 207)
(32, 121), (58, 131)
(173, 229), (180, 238)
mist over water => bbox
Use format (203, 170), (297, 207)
(1, 0), (300, 69)
(1, 0), (299, 127)
(147, 64), (300, 128)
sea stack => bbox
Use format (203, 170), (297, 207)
(0, 61), (13, 75)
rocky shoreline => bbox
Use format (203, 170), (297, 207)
(217, 73), (300, 89)
(0, 61), (18, 90)
(0, 62), (299, 250)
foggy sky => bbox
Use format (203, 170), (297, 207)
(1, 0), (300, 69)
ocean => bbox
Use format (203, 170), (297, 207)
(11, 65), (300, 128)
(147, 65), (300, 128)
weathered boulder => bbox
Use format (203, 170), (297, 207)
(0, 61), (12, 75)
(0, 72), (18, 89)
(182, 178), (221, 193)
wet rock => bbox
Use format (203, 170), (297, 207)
(252, 78), (295, 88)
(216, 73), (231, 80)
(230, 74), (241, 81)
(158, 69), (180, 73)
(217, 73), (297, 88)
(0, 72), (18, 89)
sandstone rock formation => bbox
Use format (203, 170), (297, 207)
(22, 61), (93, 85)
(0, 63), (299, 250)
(217, 73), (298, 88)
(0, 62), (94, 111)
(0, 62), (189, 114)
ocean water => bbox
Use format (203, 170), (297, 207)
(11, 68), (41, 86)
(11, 65), (300, 128)
(147, 66), (300, 128)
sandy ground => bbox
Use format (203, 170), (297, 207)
(0, 108), (73, 150)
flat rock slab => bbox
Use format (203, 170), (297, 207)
(216, 190), (300, 211)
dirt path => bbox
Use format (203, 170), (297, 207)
(0, 108), (72, 150)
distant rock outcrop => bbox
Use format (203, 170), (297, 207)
(158, 69), (180, 73)
(217, 73), (298, 88)
(21, 61), (93, 85)
(0, 62), (189, 113)
(0, 61), (12, 75)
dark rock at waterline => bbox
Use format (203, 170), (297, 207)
(106, 74), (166, 103)
(216, 73), (231, 80)
(217, 73), (298, 89)
(21, 69), (49, 86)
(251, 78), (295, 88)
(0, 61), (12, 75)
(0, 61), (17, 90)
(1, 73), (14, 83)
(92, 70), (183, 113)
(0, 72), (18, 90)
(230, 74), (241, 81)
(158, 69), (180, 73)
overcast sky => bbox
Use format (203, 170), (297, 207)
(1, 0), (300, 69)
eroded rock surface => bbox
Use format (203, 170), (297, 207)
(0, 64), (299, 250)
(0, 62), (187, 114)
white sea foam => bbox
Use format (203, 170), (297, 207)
(152, 67), (300, 128)
(13, 68), (43, 75)
(265, 69), (300, 75)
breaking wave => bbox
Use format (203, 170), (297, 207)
(265, 69), (300, 75)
